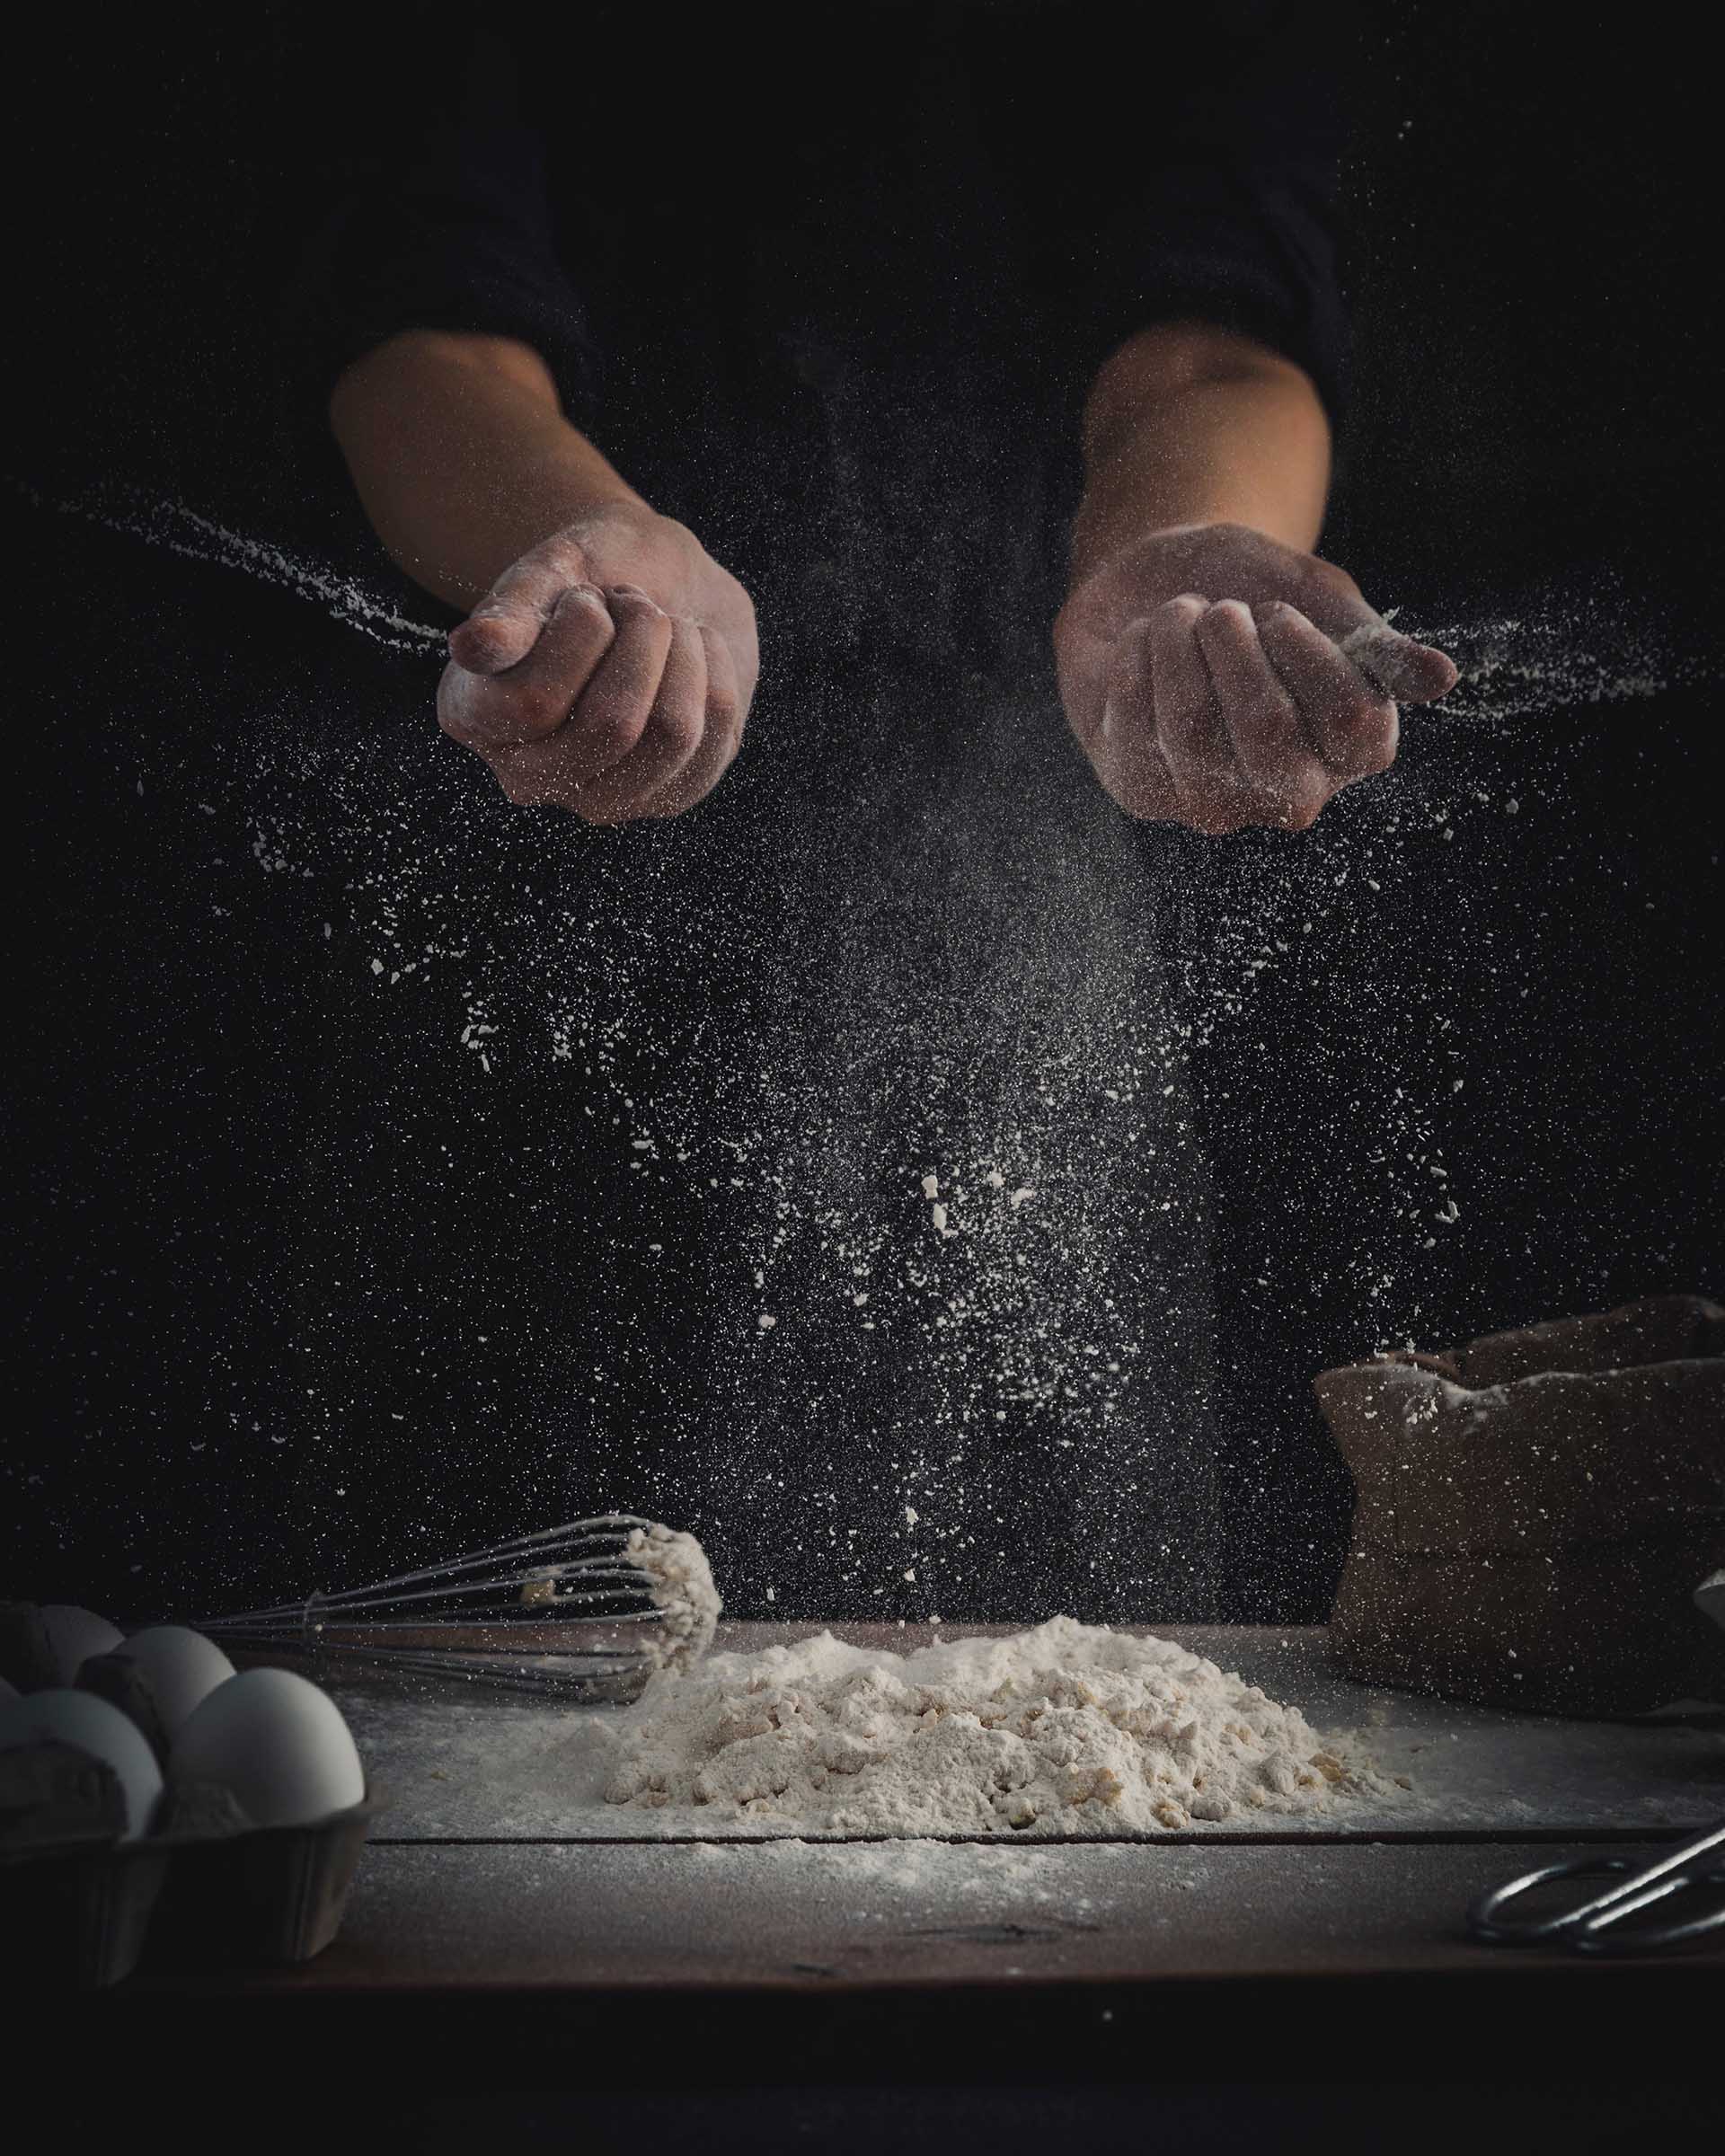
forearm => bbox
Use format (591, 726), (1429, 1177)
(1069, 323), (1332, 583)
(328, 331), (646, 610)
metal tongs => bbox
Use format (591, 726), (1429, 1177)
(1467, 1817), (1725, 1956)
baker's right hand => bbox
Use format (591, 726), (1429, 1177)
(438, 504), (759, 823)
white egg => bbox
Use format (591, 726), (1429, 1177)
(170, 1667), (365, 1827)
(0, 1687), (164, 1838)
(39, 1604), (125, 1683)
(106, 1626), (235, 1737)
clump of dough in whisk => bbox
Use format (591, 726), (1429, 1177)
(625, 1524), (721, 1671)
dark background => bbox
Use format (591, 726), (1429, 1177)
(4, 5), (1720, 1621)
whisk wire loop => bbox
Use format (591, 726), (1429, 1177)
(180, 1515), (712, 1700)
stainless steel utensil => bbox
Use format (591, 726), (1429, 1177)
(1467, 1818), (1725, 1956)
(181, 1515), (717, 1701)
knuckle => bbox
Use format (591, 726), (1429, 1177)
(560, 583), (612, 632)
(655, 702), (703, 759)
(570, 719), (641, 779)
(1158, 594), (1208, 626)
(531, 535), (591, 579)
(704, 682), (741, 736)
(606, 707), (655, 763)
(1253, 603), (1311, 651)
(605, 583), (664, 617)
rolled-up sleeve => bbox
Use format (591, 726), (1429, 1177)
(1005, 2), (1352, 422)
(1085, 150), (1348, 419)
(284, 31), (601, 435)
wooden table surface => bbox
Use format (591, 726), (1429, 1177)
(74, 1624), (1723, 2122)
(135, 1624), (1721, 1984)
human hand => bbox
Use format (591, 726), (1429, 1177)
(1053, 522), (1458, 834)
(438, 503), (759, 823)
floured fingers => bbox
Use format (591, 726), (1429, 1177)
(1195, 598), (1331, 830)
(1255, 601), (1400, 779)
(439, 579), (615, 749)
(481, 584), (671, 808)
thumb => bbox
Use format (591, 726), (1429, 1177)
(1336, 621), (1460, 705)
(447, 543), (592, 676)
(447, 607), (543, 676)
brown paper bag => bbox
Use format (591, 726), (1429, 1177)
(1315, 1295), (1725, 1714)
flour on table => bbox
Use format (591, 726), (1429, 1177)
(599, 1617), (1406, 1833)
(625, 1524), (722, 1669)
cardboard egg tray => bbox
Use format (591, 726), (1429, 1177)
(0, 1604), (378, 1989)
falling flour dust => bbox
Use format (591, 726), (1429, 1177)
(16, 473), (1713, 1618)
(598, 1615), (1409, 1833)
(13, 477), (447, 655)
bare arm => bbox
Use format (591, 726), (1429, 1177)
(1069, 323), (1331, 578)
(329, 330), (757, 824)
(329, 331), (643, 609)
(1055, 322), (1456, 834)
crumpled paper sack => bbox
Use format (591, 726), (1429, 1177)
(1315, 1294), (1725, 1715)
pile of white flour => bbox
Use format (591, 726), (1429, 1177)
(599, 1617), (1406, 1833)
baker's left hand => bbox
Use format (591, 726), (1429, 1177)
(1053, 521), (1458, 834)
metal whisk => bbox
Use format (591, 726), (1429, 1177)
(185, 1515), (717, 1701)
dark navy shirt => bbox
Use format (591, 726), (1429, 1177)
(292, 2), (1349, 613)
(273, 4), (1356, 1623)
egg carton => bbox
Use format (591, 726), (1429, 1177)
(0, 1603), (378, 1990)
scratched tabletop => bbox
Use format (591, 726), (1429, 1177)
(113, 1624), (1721, 2005)
(329, 1622), (1724, 1845)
